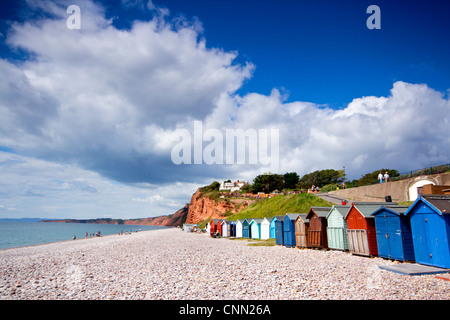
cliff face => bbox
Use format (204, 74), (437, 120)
(42, 204), (189, 227)
(185, 188), (253, 224)
(125, 204), (189, 227)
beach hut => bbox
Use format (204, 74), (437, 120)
(183, 224), (193, 232)
(306, 207), (330, 249)
(371, 205), (414, 261)
(235, 220), (243, 238)
(345, 202), (397, 256)
(213, 219), (223, 237)
(275, 216), (285, 245)
(222, 220), (230, 237)
(242, 219), (251, 238)
(230, 221), (236, 237)
(405, 195), (450, 268)
(261, 217), (273, 240)
(283, 214), (299, 248)
(326, 205), (351, 251)
(250, 219), (263, 239)
(294, 214), (309, 248)
(206, 222), (211, 235)
(209, 219), (216, 237)
(270, 217), (278, 239)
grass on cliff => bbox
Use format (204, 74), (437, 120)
(226, 192), (333, 221)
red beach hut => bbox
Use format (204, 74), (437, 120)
(344, 202), (397, 256)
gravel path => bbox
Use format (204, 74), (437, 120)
(0, 228), (449, 300)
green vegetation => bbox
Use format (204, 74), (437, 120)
(227, 192), (332, 221)
(297, 169), (345, 189)
(247, 238), (277, 247)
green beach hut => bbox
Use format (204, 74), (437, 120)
(326, 205), (351, 251)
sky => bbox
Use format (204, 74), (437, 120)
(0, 0), (449, 219)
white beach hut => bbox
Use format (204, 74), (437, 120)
(221, 220), (230, 237)
(261, 217), (273, 240)
(206, 222), (211, 235)
(235, 220), (243, 238)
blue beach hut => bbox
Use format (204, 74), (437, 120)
(250, 219), (263, 239)
(242, 219), (251, 238)
(371, 205), (414, 261)
(270, 217), (278, 239)
(275, 216), (285, 245)
(230, 221), (236, 237)
(283, 214), (299, 248)
(405, 195), (450, 268)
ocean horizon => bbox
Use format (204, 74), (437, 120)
(0, 220), (168, 250)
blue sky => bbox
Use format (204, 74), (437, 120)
(107, 0), (450, 107)
(0, 0), (449, 219)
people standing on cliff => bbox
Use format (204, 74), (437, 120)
(378, 172), (383, 183)
(384, 172), (390, 182)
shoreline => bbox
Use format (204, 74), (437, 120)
(0, 221), (171, 251)
(0, 228), (449, 300)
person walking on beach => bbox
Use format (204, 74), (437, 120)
(378, 172), (383, 183)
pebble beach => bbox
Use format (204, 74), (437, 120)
(0, 228), (449, 300)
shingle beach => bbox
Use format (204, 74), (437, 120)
(0, 228), (449, 300)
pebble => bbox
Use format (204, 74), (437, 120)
(0, 228), (448, 300)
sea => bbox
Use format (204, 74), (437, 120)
(0, 220), (168, 250)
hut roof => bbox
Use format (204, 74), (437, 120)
(285, 213), (300, 220)
(306, 206), (331, 219)
(250, 218), (264, 224)
(371, 205), (409, 216)
(295, 213), (309, 222)
(327, 205), (351, 218)
(347, 202), (398, 218)
(405, 194), (450, 216)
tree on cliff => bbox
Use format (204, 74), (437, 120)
(251, 173), (284, 194)
(297, 169), (345, 189)
(284, 172), (300, 189)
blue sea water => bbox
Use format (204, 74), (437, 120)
(0, 221), (168, 250)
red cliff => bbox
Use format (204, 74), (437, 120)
(185, 188), (254, 224)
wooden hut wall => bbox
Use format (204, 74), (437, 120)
(250, 219), (262, 239)
(270, 218), (278, 239)
(372, 206), (414, 261)
(261, 218), (271, 240)
(345, 206), (378, 256)
(275, 219), (284, 245)
(215, 220), (223, 236)
(283, 214), (298, 248)
(242, 219), (251, 238)
(235, 220), (243, 238)
(405, 195), (450, 268)
(222, 221), (230, 237)
(230, 221), (236, 237)
(306, 209), (329, 249)
(294, 214), (309, 248)
(210, 219), (216, 237)
(326, 206), (350, 251)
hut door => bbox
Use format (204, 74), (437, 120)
(376, 214), (391, 258)
(347, 229), (370, 256)
(295, 221), (306, 247)
(412, 213), (432, 265)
